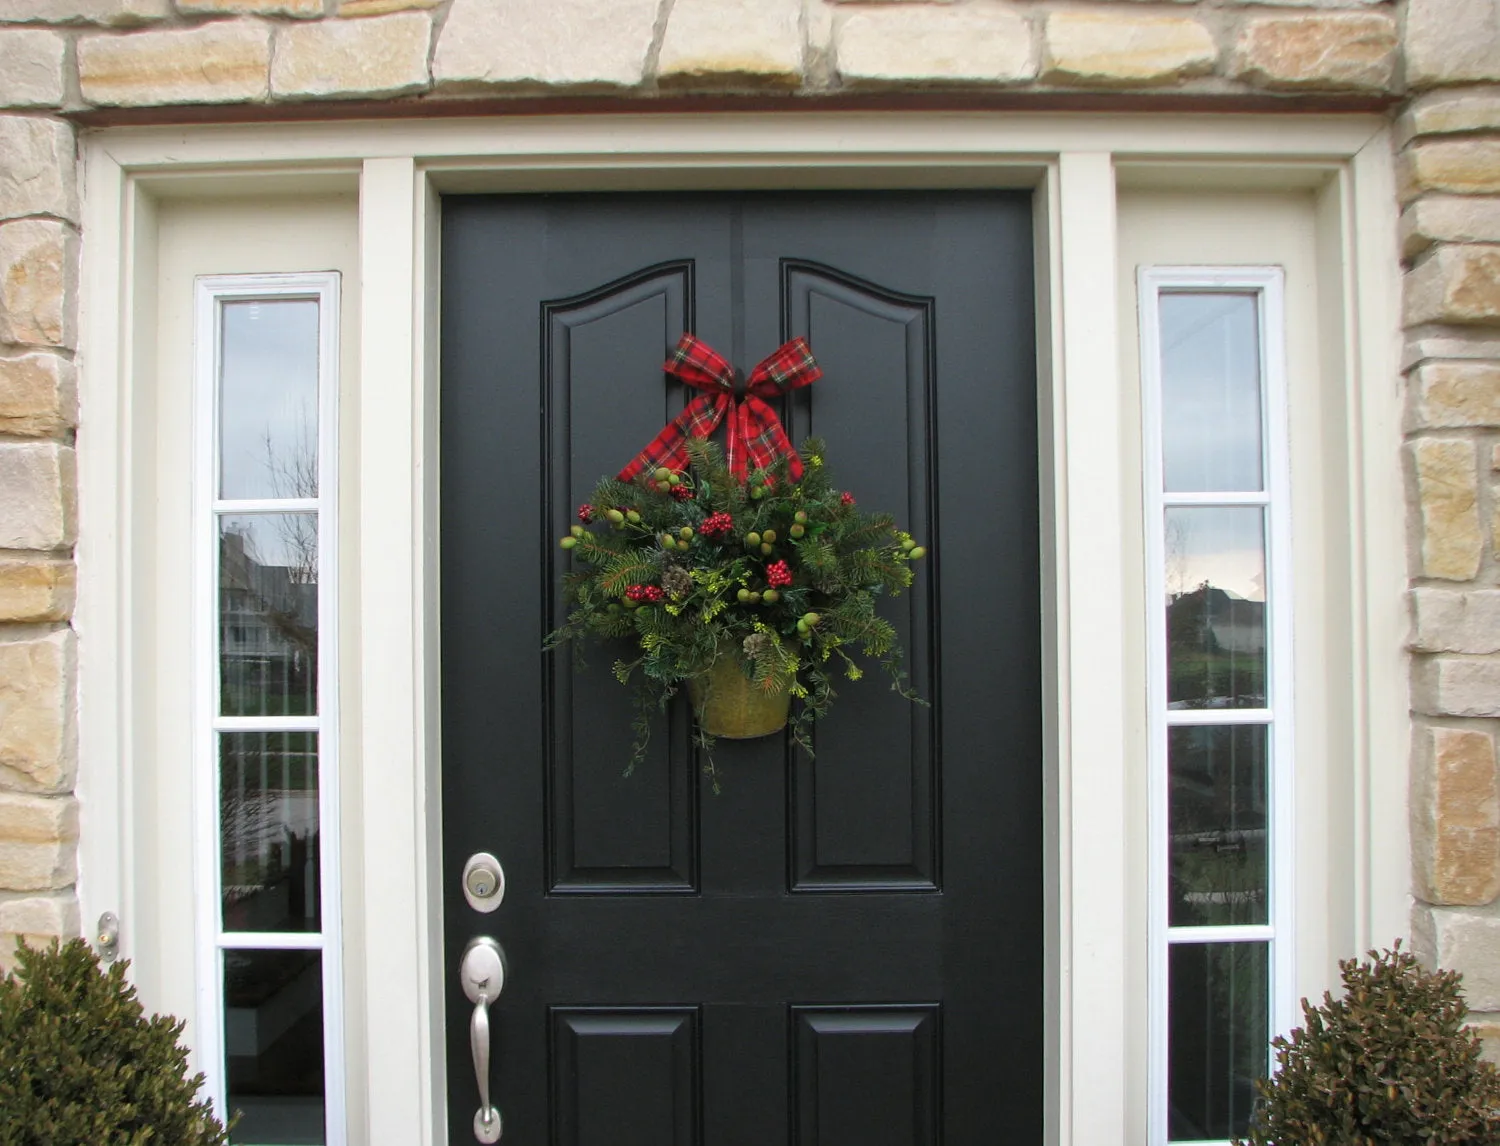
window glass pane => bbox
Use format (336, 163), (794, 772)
(1169, 941), (1268, 1142)
(220, 732), (320, 933)
(220, 298), (319, 501)
(1159, 292), (1263, 494)
(1169, 725), (1268, 927)
(220, 514), (318, 717)
(1166, 507), (1266, 709)
(224, 948), (325, 1144)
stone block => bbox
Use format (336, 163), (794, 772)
(433, 0), (657, 91)
(79, 20), (270, 106)
(0, 631), (75, 795)
(1412, 726), (1500, 905)
(1413, 905), (1500, 1010)
(657, 0), (803, 90)
(1400, 140), (1500, 201)
(0, 893), (78, 972)
(337, 0), (439, 16)
(1042, 12), (1215, 87)
(1413, 656), (1500, 719)
(0, 560), (74, 623)
(0, 0), (168, 25)
(0, 221), (72, 348)
(1472, 1015), (1500, 1063)
(0, 117), (75, 224)
(0, 351), (74, 437)
(1407, 360), (1500, 430)
(1408, 438), (1483, 580)
(1406, 0), (1500, 89)
(178, 0), (321, 15)
(1402, 197), (1500, 261)
(1399, 90), (1500, 147)
(0, 29), (67, 107)
(1231, 13), (1396, 92)
(0, 442), (73, 550)
(0, 791), (77, 892)
(835, 5), (1036, 87)
(1406, 246), (1500, 328)
(1410, 588), (1500, 655)
(271, 12), (430, 99)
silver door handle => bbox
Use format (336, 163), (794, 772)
(460, 937), (507, 1143)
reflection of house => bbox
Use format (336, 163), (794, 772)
(1168, 583), (1265, 655)
(219, 527), (317, 715)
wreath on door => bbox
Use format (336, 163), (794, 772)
(545, 334), (928, 788)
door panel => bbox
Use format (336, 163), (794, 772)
(440, 192), (1040, 1144)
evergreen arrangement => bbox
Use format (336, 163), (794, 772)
(1241, 944), (1500, 1145)
(547, 436), (927, 781)
(0, 938), (230, 1146)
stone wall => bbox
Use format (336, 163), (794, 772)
(1, 0), (1498, 1055)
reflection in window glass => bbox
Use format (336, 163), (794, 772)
(1165, 507), (1266, 709)
(1159, 293), (1263, 494)
(224, 948), (326, 1145)
(1168, 942), (1268, 1142)
(219, 299), (319, 502)
(1169, 725), (1268, 927)
(220, 514), (318, 717)
(220, 732), (320, 934)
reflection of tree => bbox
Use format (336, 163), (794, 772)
(1167, 582), (1266, 708)
(1170, 727), (1268, 927)
(262, 408), (317, 585)
(219, 734), (319, 932)
(220, 523), (317, 716)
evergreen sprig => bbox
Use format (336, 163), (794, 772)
(548, 438), (928, 785)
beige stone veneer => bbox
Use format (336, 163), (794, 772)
(0, 0), (1497, 1060)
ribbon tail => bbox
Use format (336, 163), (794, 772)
(734, 396), (802, 484)
(617, 393), (728, 483)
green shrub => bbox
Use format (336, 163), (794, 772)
(1242, 944), (1500, 1145)
(0, 938), (229, 1146)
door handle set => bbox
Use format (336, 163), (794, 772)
(461, 852), (508, 1142)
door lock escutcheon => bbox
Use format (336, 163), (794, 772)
(462, 852), (505, 913)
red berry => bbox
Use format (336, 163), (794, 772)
(700, 511), (734, 539)
(578, 503), (595, 523)
(670, 484), (693, 502)
(765, 560), (793, 588)
(841, 491), (855, 506)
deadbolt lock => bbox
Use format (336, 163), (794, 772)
(462, 852), (505, 913)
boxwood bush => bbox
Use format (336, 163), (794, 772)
(0, 938), (229, 1146)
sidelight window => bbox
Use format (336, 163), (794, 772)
(193, 274), (345, 1145)
(1140, 268), (1295, 1146)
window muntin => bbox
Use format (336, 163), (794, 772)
(1142, 269), (1295, 1146)
(196, 273), (344, 1146)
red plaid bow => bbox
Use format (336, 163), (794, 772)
(618, 334), (822, 485)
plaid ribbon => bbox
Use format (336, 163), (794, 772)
(618, 334), (822, 485)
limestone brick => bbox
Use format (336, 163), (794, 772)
(1413, 657), (1500, 719)
(657, 0), (803, 90)
(0, 893), (78, 972)
(1406, 247), (1500, 328)
(1414, 905), (1500, 1009)
(0, 791), (77, 892)
(1410, 589), (1500, 655)
(0, 117), (76, 224)
(1231, 13), (1397, 92)
(834, 5), (1036, 88)
(0, 29), (67, 107)
(0, 0), (169, 26)
(1407, 361), (1500, 430)
(0, 352), (75, 437)
(1402, 197), (1500, 261)
(177, 0), (321, 16)
(1472, 1016), (1500, 1063)
(1041, 12), (1215, 87)
(1406, 0), (1500, 89)
(0, 631), (75, 795)
(433, 0), (657, 91)
(1400, 140), (1500, 201)
(1408, 438), (1483, 580)
(0, 560), (75, 624)
(271, 12), (430, 99)
(0, 442), (74, 550)
(1412, 726), (1500, 905)
(337, 0), (439, 16)
(1399, 89), (1500, 147)
(78, 20), (270, 106)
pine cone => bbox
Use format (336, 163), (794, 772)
(742, 632), (772, 659)
(661, 565), (693, 599)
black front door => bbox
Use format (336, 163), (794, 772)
(440, 191), (1041, 1145)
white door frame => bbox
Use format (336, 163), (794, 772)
(76, 112), (1406, 1146)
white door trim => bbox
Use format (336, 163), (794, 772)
(75, 111), (1404, 1146)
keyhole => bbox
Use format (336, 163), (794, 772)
(468, 870), (495, 898)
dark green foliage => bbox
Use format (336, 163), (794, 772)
(1241, 944), (1500, 1145)
(547, 437), (927, 784)
(0, 938), (229, 1146)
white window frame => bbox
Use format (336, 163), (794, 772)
(1139, 267), (1297, 1146)
(193, 272), (347, 1143)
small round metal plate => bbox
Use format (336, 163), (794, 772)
(473, 1105), (502, 1143)
(462, 852), (506, 913)
(460, 936), (507, 1005)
